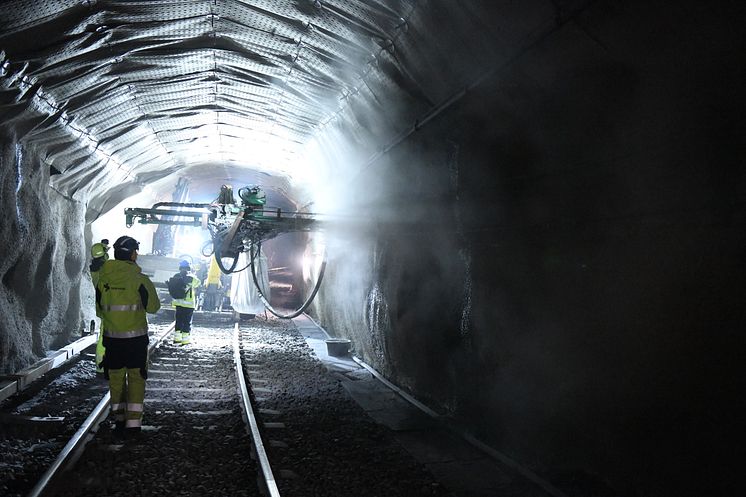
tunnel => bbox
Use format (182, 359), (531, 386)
(0, 2), (743, 496)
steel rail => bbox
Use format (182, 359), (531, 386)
(26, 323), (175, 497)
(350, 354), (570, 497)
(233, 322), (281, 497)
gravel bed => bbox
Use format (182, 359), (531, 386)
(56, 318), (260, 497)
(4, 313), (453, 497)
(0, 358), (105, 497)
(0, 315), (173, 497)
(241, 317), (452, 497)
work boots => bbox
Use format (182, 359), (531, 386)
(112, 420), (126, 439)
(125, 426), (142, 440)
(181, 332), (191, 345)
(173, 330), (182, 344)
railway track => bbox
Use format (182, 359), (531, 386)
(35, 316), (265, 497)
(0, 320), (174, 497)
(6, 313), (454, 497)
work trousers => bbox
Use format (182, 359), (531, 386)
(102, 334), (149, 428)
(175, 305), (195, 333)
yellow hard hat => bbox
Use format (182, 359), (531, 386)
(91, 242), (107, 259)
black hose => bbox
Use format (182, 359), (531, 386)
(228, 248), (258, 274)
(201, 240), (214, 258)
(213, 233), (240, 273)
(249, 242), (327, 319)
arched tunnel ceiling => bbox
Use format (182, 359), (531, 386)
(0, 0), (414, 202)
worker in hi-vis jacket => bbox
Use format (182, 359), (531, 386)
(171, 259), (200, 345)
(96, 236), (160, 436)
(89, 239), (110, 374)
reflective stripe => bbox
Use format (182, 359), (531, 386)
(110, 403), (123, 412)
(128, 403), (144, 413)
(103, 304), (144, 311)
(125, 419), (142, 428)
(103, 328), (148, 338)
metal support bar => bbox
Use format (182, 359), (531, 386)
(124, 207), (207, 227)
(0, 334), (97, 404)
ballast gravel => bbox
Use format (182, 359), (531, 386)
(2, 312), (451, 497)
(239, 316), (451, 497)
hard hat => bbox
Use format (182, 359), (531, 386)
(179, 259), (191, 269)
(91, 243), (107, 259)
(113, 236), (139, 253)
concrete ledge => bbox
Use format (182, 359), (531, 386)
(48, 350), (70, 370)
(15, 359), (55, 390)
(0, 380), (18, 400)
(60, 334), (97, 359)
(0, 334), (98, 404)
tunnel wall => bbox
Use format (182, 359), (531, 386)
(310, 2), (744, 496)
(0, 132), (95, 374)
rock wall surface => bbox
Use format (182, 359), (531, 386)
(309, 2), (745, 496)
(0, 133), (94, 374)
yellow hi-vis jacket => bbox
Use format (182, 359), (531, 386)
(172, 273), (200, 309)
(96, 260), (160, 338)
(206, 256), (222, 286)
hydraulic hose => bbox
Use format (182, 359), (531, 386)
(249, 241), (327, 319)
(213, 232), (240, 273)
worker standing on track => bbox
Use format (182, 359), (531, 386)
(89, 239), (110, 374)
(170, 259), (199, 345)
(96, 236), (160, 436)
(202, 256), (223, 312)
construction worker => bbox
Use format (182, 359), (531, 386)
(216, 184), (236, 205)
(89, 239), (110, 374)
(202, 256), (223, 311)
(171, 259), (199, 345)
(96, 236), (160, 436)
(89, 239), (110, 285)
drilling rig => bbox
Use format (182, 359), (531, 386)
(124, 185), (325, 318)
